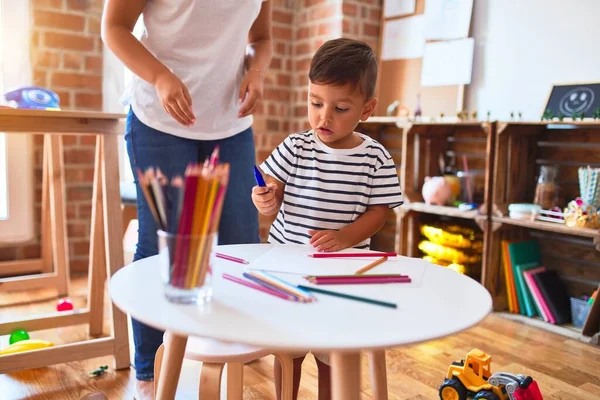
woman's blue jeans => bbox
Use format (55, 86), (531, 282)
(125, 109), (260, 380)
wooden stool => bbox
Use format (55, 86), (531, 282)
(154, 333), (294, 399)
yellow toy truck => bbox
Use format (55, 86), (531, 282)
(438, 348), (540, 400)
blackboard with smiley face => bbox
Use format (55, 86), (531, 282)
(544, 83), (600, 118)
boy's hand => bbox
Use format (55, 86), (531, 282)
(154, 70), (196, 127)
(251, 182), (279, 215)
(308, 230), (351, 252)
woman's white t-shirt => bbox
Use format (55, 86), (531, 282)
(125, 0), (264, 140)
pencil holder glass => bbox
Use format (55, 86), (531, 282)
(157, 230), (217, 305)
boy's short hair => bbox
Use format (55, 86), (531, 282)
(308, 38), (378, 99)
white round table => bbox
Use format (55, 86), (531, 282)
(109, 243), (492, 399)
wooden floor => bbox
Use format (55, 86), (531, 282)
(1, 274), (600, 400)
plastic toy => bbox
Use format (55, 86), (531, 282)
(438, 349), (543, 400)
(0, 339), (54, 356)
(4, 86), (60, 110)
(57, 298), (74, 311)
(88, 365), (109, 377)
(9, 329), (30, 344)
(422, 176), (453, 206)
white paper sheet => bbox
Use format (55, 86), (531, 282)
(245, 244), (427, 287)
(423, 0), (473, 40)
(381, 15), (425, 60)
(420, 38), (474, 86)
(384, 0), (416, 18)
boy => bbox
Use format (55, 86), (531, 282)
(252, 38), (403, 399)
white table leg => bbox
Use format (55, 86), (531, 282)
(331, 351), (361, 400)
(156, 332), (188, 399)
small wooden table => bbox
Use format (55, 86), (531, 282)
(0, 109), (130, 373)
(109, 243), (492, 399)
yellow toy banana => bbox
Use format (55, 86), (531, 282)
(0, 339), (54, 356)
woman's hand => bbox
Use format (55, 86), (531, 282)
(238, 68), (264, 118)
(309, 230), (352, 252)
(154, 70), (196, 127)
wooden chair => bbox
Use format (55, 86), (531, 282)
(154, 332), (294, 399)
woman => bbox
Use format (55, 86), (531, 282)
(101, 1), (272, 397)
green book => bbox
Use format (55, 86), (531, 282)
(507, 240), (541, 316)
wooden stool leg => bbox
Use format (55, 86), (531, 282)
(154, 344), (165, 397)
(367, 350), (388, 400)
(156, 332), (187, 399)
(331, 352), (361, 400)
(226, 362), (243, 400)
(273, 353), (294, 400)
(199, 362), (225, 399)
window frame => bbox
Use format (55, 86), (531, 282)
(0, 0), (34, 243)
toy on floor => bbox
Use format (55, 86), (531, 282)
(9, 329), (30, 344)
(56, 298), (74, 311)
(88, 365), (109, 377)
(0, 339), (54, 356)
(438, 348), (543, 400)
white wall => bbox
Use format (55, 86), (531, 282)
(466, 0), (600, 121)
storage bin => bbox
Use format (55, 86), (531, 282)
(570, 297), (592, 328)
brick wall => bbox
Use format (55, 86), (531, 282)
(0, 0), (103, 272)
(0, 0), (386, 268)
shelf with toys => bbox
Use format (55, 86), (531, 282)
(396, 121), (496, 285)
(484, 121), (600, 342)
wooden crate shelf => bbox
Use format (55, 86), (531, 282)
(491, 216), (600, 239)
(402, 202), (484, 220)
(484, 121), (600, 340)
(391, 119), (600, 342)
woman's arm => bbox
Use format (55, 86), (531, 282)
(101, 0), (195, 126)
(238, 1), (273, 117)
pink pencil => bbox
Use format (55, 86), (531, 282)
(309, 252), (397, 258)
(309, 277), (411, 285)
(222, 273), (295, 301)
(216, 252), (249, 265)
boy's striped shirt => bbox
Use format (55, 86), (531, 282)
(260, 130), (403, 249)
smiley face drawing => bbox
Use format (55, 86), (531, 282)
(559, 87), (595, 116)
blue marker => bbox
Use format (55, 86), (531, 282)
(253, 165), (266, 187)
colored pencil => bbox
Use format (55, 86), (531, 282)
(250, 270), (316, 301)
(308, 252), (397, 258)
(354, 256), (388, 274)
(136, 160), (231, 290)
(305, 274), (408, 279)
(242, 272), (303, 302)
(253, 165), (266, 187)
(223, 273), (295, 301)
(216, 253), (249, 264)
(306, 276), (411, 285)
(297, 285), (397, 309)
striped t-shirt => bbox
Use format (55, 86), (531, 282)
(260, 130), (403, 249)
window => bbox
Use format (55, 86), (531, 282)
(0, 0), (34, 242)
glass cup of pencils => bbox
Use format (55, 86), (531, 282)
(158, 230), (218, 304)
(137, 147), (230, 304)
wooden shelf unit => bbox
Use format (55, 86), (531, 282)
(485, 122), (600, 339)
(396, 122), (495, 284)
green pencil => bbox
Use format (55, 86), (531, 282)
(297, 285), (397, 309)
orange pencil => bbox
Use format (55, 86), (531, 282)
(354, 256), (388, 275)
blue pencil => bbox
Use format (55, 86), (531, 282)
(253, 165), (266, 187)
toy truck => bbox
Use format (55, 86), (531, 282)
(438, 349), (543, 400)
